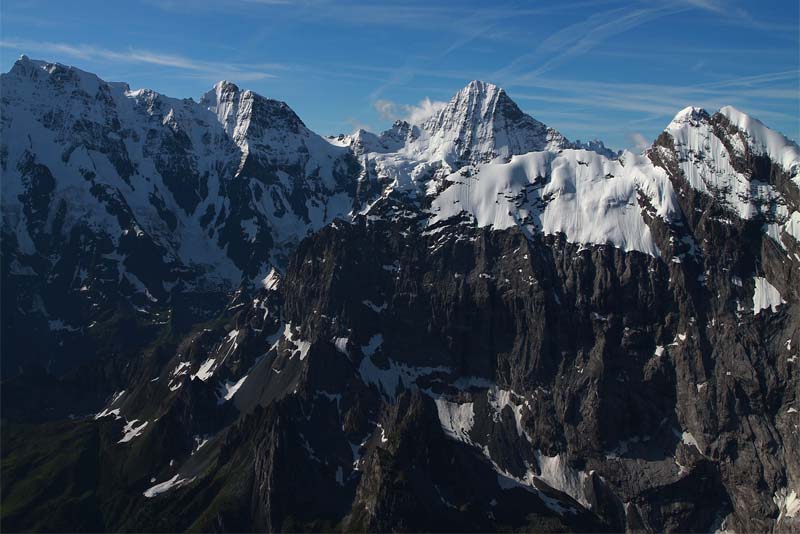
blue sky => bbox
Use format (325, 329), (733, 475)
(2, 0), (798, 149)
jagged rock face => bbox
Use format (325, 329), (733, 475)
(2, 59), (800, 533)
(1, 57), (360, 292)
(272, 195), (797, 532)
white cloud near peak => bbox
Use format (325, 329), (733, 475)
(372, 97), (446, 126)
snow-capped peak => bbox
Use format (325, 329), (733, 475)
(464, 79), (500, 93)
(198, 79), (309, 148)
(215, 79), (239, 93)
(668, 106), (711, 128)
(663, 102), (800, 227)
(5, 55), (108, 97)
(414, 79), (568, 167)
(451, 79), (504, 109)
(423, 79), (523, 135)
(200, 80), (244, 137)
(9, 54), (47, 75)
(666, 104), (799, 183)
(200, 79), (241, 107)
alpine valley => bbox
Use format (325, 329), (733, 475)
(1, 56), (799, 533)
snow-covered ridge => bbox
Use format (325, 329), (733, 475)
(3, 56), (798, 273)
(429, 148), (679, 256)
(718, 105), (800, 182)
(666, 104), (800, 188)
(665, 105), (780, 221)
(663, 104), (800, 250)
(390, 99), (797, 257)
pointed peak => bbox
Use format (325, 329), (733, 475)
(454, 80), (506, 104)
(214, 79), (240, 93)
(431, 79), (530, 133)
(664, 104), (799, 177)
(351, 127), (376, 141)
(436, 80), (513, 121)
(8, 55), (51, 77)
(462, 79), (501, 93)
(12, 54), (42, 68)
(669, 106), (711, 127)
(420, 79), (567, 166)
(201, 80), (241, 108)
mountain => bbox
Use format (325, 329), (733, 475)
(1, 56), (359, 291)
(1, 57), (799, 533)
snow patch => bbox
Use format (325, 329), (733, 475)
(95, 390), (125, 419)
(118, 419), (148, 443)
(359, 355), (448, 401)
(487, 387), (527, 438)
(217, 374), (248, 403)
(434, 398), (475, 443)
(261, 268), (281, 291)
(362, 299), (388, 313)
(282, 323), (312, 361)
(143, 473), (196, 498)
(192, 358), (217, 381)
(680, 431), (702, 454)
(774, 488), (800, 520)
(333, 337), (349, 356)
(534, 451), (590, 507)
(752, 277), (784, 315)
(362, 334), (383, 356)
(95, 408), (121, 420)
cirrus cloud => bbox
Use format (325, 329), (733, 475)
(0, 38), (282, 81)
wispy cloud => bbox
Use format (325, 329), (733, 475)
(505, 68), (799, 149)
(372, 97), (446, 125)
(493, 0), (794, 82)
(493, 4), (689, 81)
(679, 0), (797, 31)
(627, 132), (650, 151)
(405, 97), (447, 124)
(509, 70), (799, 115)
(373, 99), (397, 121)
(0, 38), (282, 81)
(345, 117), (373, 132)
(239, 0), (295, 4)
(697, 70), (800, 89)
(331, 1), (621, 99)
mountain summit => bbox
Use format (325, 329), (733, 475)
(418, 80), (569, 166)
